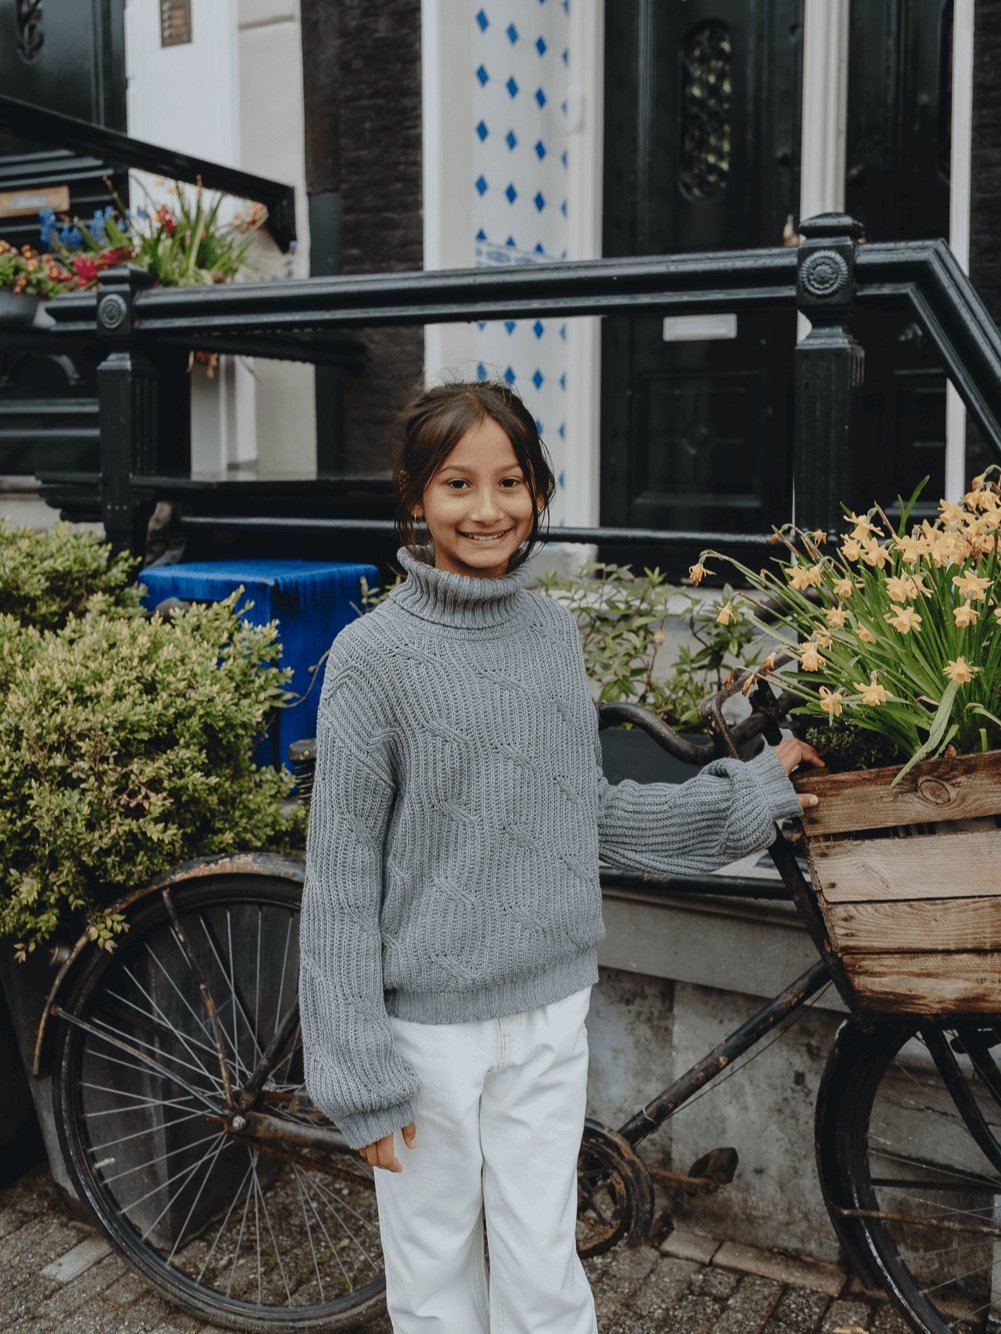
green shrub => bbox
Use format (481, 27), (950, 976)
(0, 596), (305, 957)
(0, 519), (140, 630)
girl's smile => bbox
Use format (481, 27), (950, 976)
(414, 417), (539, 578)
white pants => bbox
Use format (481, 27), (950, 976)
(373, 985), (598, 1334)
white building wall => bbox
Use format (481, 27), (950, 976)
(423, 0), (603, 529)
(123, 0), (314, 478)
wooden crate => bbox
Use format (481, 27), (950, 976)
(792, 750), (1001, 1015)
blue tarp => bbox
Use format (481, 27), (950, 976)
(139, 559), (379, 767)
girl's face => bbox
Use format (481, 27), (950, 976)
(414, 416), (538, 579)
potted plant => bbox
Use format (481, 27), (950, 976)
(535, 562), (763, 783)
(0, 239), (72, 323)
(698, 471), (1001, 1015)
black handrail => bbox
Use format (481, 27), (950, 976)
(0, 94), (296, 250)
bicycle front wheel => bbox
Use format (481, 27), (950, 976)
(818, 1016), (1001, 1333)
(52, 872), (386, 1332)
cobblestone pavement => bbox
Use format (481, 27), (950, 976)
(0, 1163), (915, 1333)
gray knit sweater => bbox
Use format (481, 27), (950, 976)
(299, 548), (802, 1149)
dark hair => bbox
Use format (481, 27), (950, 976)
(392, 379), (556, 571)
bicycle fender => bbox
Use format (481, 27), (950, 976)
(31, 851), (305, 1079)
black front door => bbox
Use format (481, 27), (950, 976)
(601, 0), (803, 565)
(0, 0), (127, 476)
(601, 0), (958, 561)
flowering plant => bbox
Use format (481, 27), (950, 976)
(0, 239), (72, 297)
(693, 471), (1001, 779)
(40, 177), (268, 290)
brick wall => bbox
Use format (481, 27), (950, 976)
(310, 0), (424, 475)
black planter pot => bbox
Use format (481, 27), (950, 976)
(599, 725), (707, 786)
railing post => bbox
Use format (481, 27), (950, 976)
(95, 265), (157, 555)
(794, 213), (865, 534)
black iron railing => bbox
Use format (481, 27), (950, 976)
(34, 211), (1001, 557)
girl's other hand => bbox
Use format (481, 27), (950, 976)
(358, 1122), (417, 1172)
(772, 738), (824, 809)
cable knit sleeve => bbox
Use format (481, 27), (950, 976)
(298, 637), (422, 1150)
(596, 738), (803, 876)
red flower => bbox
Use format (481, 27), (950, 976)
(71, 256), (99, 283)
(157, 207), (176, 236)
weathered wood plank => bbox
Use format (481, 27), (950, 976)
(843, 951), (1001, 1015)
(827, 897), (1001, 952)
(809, 830), (1001, 902)
(793, 750), (1001, 836)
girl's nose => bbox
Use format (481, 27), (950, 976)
(471, 489), (501, 521)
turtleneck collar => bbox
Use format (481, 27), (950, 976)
(390, 546), (534, 630)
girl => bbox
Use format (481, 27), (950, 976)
(299, 380), (820, 1333)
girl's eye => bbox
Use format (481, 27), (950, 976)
(500, 477), (522, 488)
(446, 479), (469, 490)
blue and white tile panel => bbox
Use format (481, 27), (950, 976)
(472, 1), (571, 517)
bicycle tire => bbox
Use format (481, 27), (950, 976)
(817, 1015), (1001, 1333)
(52, 873), (388, 1333)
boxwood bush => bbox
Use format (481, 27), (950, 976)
(0, 519), (140, 630)
(0, 526), (305, 957)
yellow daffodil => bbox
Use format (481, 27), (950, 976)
(944, 656), (980, 685)
(834, 577), (855, 599)
(688, 561), (714, 586)
(857, 624), (877, 644)
(809, 530), (827, 544)
(994, 607), (1001, 624)
(825, 607), (848, 627)
(814, 629), (834, 649)
(845, 511), (877, 540)
(894, 533), (926, 563)
(853, 679), (891, 706)
(952, 570), (993, 600)
(885, 606), (922, 634)
(939, 499), (966, 528)
(953, 601), (979, 628)
(818, 686), (845, 717)
(860, 538), (891, 569)
(800, 642), (824, 672)
(841, 538), (862, 562)
(761, 652), (778, 671)
(885, 576), (912, 603)
(715, 602), (736, 626)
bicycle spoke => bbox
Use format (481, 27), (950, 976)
(292, 1166), (327, 1301)
(89, 1108), (205, 1153)
(102, 1127), (223, 1186)
(196, 1155), (255, 1284)
(166, 1134), (231, 1263)
(249, 1151), (294, 1304)
(79, 1004), (227, 1095)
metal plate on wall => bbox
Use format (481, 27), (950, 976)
(160, 0), (192, 47)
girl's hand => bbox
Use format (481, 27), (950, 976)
(772, 738), (824, 809)
(358, 1122), (417, 1172)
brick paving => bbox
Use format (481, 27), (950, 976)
(0, 1162), (916, 1333)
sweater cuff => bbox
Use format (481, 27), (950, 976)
(335, 1098), (418, 1152)
(743, 746), (803, 823)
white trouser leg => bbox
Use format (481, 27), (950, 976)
(373, 987), (597, 1333)
(481, 987), (598, 1334)
(374, 1013), (492, 1333)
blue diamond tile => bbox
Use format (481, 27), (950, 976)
(560, 323), (567, 339)
(535, 87), (547, 108)
(534, 242), (546, 254)
(506, 76), (519, 97)
(559, 372), (567, 390)
(475, 228), (487, 242)
(558, 424), (566, 440)
(533, 191), (546, 212)
(563, 0), (569, 12)
(558, 469), (565, 488)
(504, 320), (516, 334)
(535, 139), (547, 160)
(476, 320), (487, 330)
(532, 369), (544, 390)
(505, 129), (518, 150)
(536, 36), (547, 55)
(476, 64), (489, 86)
(476, 362), (488, 380)
(504, 365), (516, 384)
(560, 98), (568, 114)
(535, 417), (544, 433)
(475, 175), (489, 196)
(505, 235), (516, 247)
(476, 8), (488, 31)
(560, 199), (568, 217)
(561, 150), (568, 168)
(476, 120), (489, 141)
(505, 183), (518, 204)
(506, 22), (518, 43)
(562, 47), (569, 65)
(532, 319), (544, 338)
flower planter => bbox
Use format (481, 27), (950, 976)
(0, 290), (41, 325)
(793, 750), (1001, 1015)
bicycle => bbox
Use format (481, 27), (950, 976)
(29, 680), (1001, 1333)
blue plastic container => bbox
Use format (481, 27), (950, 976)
(139, 559), (379, 767)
